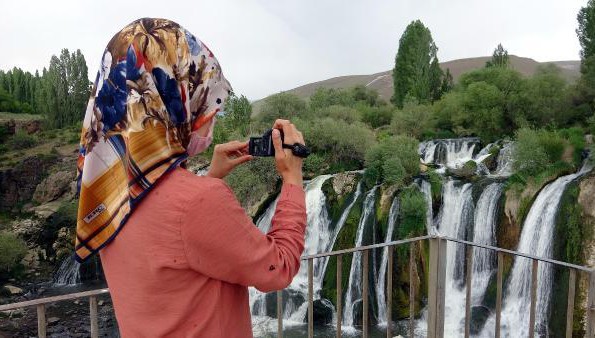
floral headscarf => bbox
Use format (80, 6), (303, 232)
(75, 18), (231, 262)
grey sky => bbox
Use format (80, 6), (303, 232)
(0, 0), (586, 100)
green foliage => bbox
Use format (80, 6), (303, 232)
(7, 130), (37, 150)
(258, 92), (307, 123)
(397, 187), (427, 239)
(588, 114), (595, 135)
(391, 101), (435, 139)
(513, 128), (566, 175)
(224, 93), (252, 133)
(578, 0), (595, 61)
(365, 135), (419, 185)
(392, 20), (444, 107)
(224, 157), (278, 208)
(485, 44), (509, 68)
(360, 105), (393, 128)
(316, 105), (360, 124)
(0, 232), (27, 274)
(294, 117), (376, 171)
(309, 87), (355, 110)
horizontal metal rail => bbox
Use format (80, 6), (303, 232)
(2, 234), (593, 338)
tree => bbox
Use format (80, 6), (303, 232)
(392, 20), (442, 107)
(576, 1), (595, 116)
(578, 0), (595, 62)
(224, 93), (252, 129)
(486, 44), (509, 68)
(258, 92), (307, 123)
(440, 68), (454, 95)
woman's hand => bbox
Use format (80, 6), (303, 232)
(272, 119), (305, 186)
(206, 141), (253, 179)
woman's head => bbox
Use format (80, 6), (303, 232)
(75, 18), (230, 261)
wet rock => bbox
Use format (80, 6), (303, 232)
(47, 317), (60, 325)
(447, 160), (477, 179)
(311, 299), (334, 326)
(29, 200), (62, 219)
(21, 247), (47, 269)
(98, 300), (104, 306)
(33, 171), (74, 204)
(53, 227), (76, 260)
(4, 284), (23, 295)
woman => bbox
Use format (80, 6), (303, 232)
(75, 18), (307, 337)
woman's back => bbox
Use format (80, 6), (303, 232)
(100, 167), (306, 337)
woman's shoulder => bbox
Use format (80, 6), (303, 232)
(166, 166), (231, 194)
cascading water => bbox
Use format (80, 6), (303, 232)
(470, 183), (503, 305)
(375, 196), (399, 326)
(318, 181), (364, 288)
(481, 164), (592, 337)
(343, 186), (379, 331)
(418, 178), (435, 234)
(53, 256), (81, 286)
(419, 138), (480, 169)
(493, 142), (514, 177)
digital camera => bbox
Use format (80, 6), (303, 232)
(248, 129), (284, 157)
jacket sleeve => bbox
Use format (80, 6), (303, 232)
(180, 178), (307, 292)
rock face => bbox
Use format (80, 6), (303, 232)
(331, 172), (358, 199)
(0, 155), (58, 211)
(32, 171), (74, 204)
(579, 174), (595, 220)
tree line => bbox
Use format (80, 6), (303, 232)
(0, 48), (90, 129)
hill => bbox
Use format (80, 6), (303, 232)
(252, 55), (580, 112)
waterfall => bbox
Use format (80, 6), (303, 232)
(53, 256), (81, 286)
(319, 181), (364, 288)
(343, 186), (379, 331)
(419, 138), (481, 171)
(418, 178), (435, 234)
(481, 165), (592, 337)
(376, 196), (399, 326)
(470, 183), (503, 305)
(493, 142), (514, 177)
(435, 180), (475, 336)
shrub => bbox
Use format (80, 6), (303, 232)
(258, 93), (308, 123)
(360, 105), (394, 128)
(7, 130), (37, 150)
(303, 153), (327, 175)
(391, 102), (435, 138)
(588, 115), (595, 135)
(225, 157), (278, 208)
(0, 232), (27, 274)
(513, 128), (566, 175)
(316, 105), (360, 124)
(295, 117), (376, 171)
(365, 135), (419, 185)
(397, 187), (427, 238)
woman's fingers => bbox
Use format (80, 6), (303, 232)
(231, 154), (253, 166)
(272, 129), (285, 160)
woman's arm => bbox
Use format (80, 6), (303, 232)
(180, 178), (306, 292)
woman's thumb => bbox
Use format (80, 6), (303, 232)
(272, 129), (284, 158)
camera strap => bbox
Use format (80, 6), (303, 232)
(282, 143), (311, 158)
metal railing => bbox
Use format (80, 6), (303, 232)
(1, 235), (594, 338)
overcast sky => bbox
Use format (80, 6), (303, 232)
(0, 0), (587, 100)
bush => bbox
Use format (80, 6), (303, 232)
(365, 135), (419, 185)
(397, 187), (427, 238)
(360, 105), (393, 128)
(294, 117), (376, 171)
(315, 105), (360, 124)
(513, 128), (566, 175)
(7, 130), (37, 150)
(0, 232), (27, 274)
(258, 93), (308, 123)
(225, 157), (278, 208)
(391, 102), (435, 139)
(588, 115), (595, 135)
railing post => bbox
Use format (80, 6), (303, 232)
(336, 254), (343, 338)
(90, 296), (98, 338)
(37, 303), (46, 338)
(464, 245), (473, 338)
(387, 245), (393, 338)
(427, 237), (446, 338)
(566, 269), (576, 338)
(362, 250), (369, 338)
(495, 251), (504, 338)
(529, 259), (538, 337)
(277, 290), (283, 338)
(409, 243), (415, 338)
(308, 258), (314, 338)
(586, 269), (595, 338)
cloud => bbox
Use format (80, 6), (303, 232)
(0, 0), (585, 100)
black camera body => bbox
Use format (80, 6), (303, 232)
(249, 129), (283, 157)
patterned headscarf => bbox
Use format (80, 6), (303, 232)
(75, 18), (231, 262)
